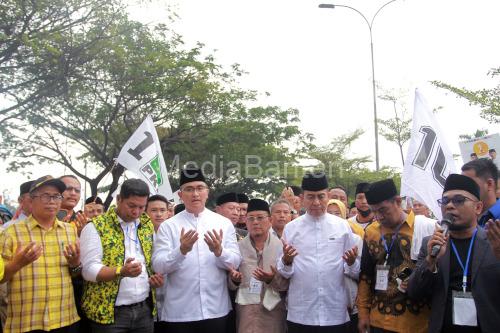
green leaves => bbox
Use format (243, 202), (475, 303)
(307, 129), (400, 201)
(432, 68), (500, 124)
(1, 2), (309, 204)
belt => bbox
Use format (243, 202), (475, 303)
(116, 299), (148, 308)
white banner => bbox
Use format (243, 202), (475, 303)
(401, 89), (458, 220)
(116, 115), (174, 201)
(458, 133), (500, 165)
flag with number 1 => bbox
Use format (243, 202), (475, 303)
(401, 89), (458, 219)
(116, 115), (175, 201)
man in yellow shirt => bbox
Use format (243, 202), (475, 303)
(0, 175), (81, 333)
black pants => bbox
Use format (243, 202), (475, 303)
(158, 315), (228, 333)
(348, 313), (359, 333)
(72, 277), (91, 333)
(27, 322), (79, 333)
(287, 321), (350, 333)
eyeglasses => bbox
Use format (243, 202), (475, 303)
(247, 215), (269, 222)
(31, 194), (64, 203)
(181, 185), (208, 193)
(437, 195), (476, 207)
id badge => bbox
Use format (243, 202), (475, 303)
(452, 290), (477, 326)
(375, 265), (390, 291)
(248, 277), (263, 294)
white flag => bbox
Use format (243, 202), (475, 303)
(116, 115), (174, 201)
(401, 89), (457, 220)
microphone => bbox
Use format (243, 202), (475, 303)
(430, 214), (454, 258)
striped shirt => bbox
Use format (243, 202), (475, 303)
(0, 216), (80, 333)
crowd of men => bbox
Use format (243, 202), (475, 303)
(0, 157), (499, 333)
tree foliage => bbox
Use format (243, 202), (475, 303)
(458, 129), (489, 140)
(1, 11), (310, 206)
(432, 67), (500, 124)
(377, 91), (412, 166)
(0, 0), (124, 126)
(307, 130), (400, 201)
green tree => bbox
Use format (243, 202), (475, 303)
(307, 130), (400, 201)
(0, 0), (123, 127)
(377, 91), (412, 166)
(432, 67), (500, 123)
(1, 17), (309, 207)
(458, 128), (489, 140)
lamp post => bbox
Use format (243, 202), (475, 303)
(319, 1), (398, 171)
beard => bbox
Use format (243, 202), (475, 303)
(448, 222), (468, 231)
(358, 208), (372, 218)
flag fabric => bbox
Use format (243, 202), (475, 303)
(401, 89), (458, 220)
(116, 115), (174, 201)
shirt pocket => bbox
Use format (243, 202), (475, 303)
(325, 237), (345, 266)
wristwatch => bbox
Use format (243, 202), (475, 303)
(116, 266), (122, 278)
(70, 264), (83, 275)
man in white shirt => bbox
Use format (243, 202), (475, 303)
(80, 178), (164, 333)
(152, 167), (242, 333)
(277, 171), (360, 333)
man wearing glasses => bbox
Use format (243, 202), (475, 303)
(0, 175), (81, 333)
(152, 167), (241, 333)
(228, 198), (288, 333)
(408, 174), (500, 333)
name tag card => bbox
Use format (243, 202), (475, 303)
(375, 265), (390, 291)
(248, 277), (263, 294)
(452, 291), (477, 326)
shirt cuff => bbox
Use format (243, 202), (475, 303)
(276, 257), (293, 278)
(215, 247), (234, 270)
(344, 259), (360, 276)
(82, 263), (105, 282)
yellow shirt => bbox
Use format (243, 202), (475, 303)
(0, 216), (80, 333)
(0, 256), (4, 281)
(347, 219), (365, 239)
(357, 211), (430, 333)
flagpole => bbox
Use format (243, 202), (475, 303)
(319, 1), (399, 171)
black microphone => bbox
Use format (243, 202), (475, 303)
(430, 214), (454, 258)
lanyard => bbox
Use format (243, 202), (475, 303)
(125, 222), (140, 254)
(450, 228), (477, 292)
(381, 222), (403, 266)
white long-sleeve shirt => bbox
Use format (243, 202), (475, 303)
(277, 212), (360, 326)
(152, 208), (242, 322)
(80, 218), (150, 306)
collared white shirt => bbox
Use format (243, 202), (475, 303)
(152, 208), (241, 322)
(80, 217), (150, 306)
(277, 212), (360, 326)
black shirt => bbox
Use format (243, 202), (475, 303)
(442, 236), (480, 333)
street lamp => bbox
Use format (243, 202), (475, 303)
(319, 1), (399, 171)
